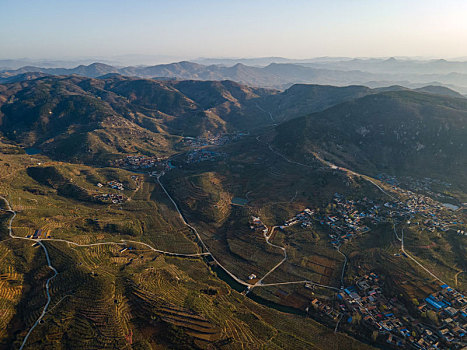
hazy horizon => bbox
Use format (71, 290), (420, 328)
(2, 0), (467, 61)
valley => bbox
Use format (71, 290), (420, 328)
(4, 0), (467, 348)
(0, 73), (465, 349)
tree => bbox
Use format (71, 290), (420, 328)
(427, 310), (439, 324)
(371, 331), (378, 342)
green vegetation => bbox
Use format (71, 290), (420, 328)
(274, 90), (467, 193)
(0, 148), (376, 349)
(0, 75), (465, 349)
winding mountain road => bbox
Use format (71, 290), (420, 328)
(0, 196), (58, 350)
(156, 174), (340, 291)
(19, 240), (58, 350)
(0, 194), (225, 349)
(336, 246), (347, 289)
(257, 118), (457, 293)
(398, 226), (448, 286)
(253, 226), (287, 287)
(156, 175), (253, 287)
(255, 103), (277, 126)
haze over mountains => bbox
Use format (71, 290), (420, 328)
(2, 57), (467, 94)
(0, 62), (466, 349)
(3, 0), (467, 347)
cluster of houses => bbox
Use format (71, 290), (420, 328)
(377, 173), (453, 203)
(280, 208), (315, 229)
(321, 194), (372, 247)
(339, 273), (418, 347)
(308, 296), (341, 320)
(249, 216), (268, 235)
(257, 196), (374, 248)
(106, 180), (124, 191)
(185, 149), (226, 164)
(321, 189), (463, 247)
(93, 193), (126, 204)
(402, 194), (463, 233)
(373, 176), (463, 233)
(183, 134), (243, 149)
(418, 285), (467, 346)
(93, 180), (127, 203)
(336, 273), (467, 349)
(113, 155), (165, 170)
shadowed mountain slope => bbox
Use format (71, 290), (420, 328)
(274, 90), (467, 189)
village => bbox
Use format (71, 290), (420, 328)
(93, 192), (126, 204)
(295, 270), (467, 349)
(182, 133), (244, 149)
(113, 148), (227, 176)
(113, 155), (166, 170)
(336, 274), (467, 349)
(376, 173), (455, 203)
(321, 189), (465, 246)
(321, 194), (373, 247)
(246, 189), (466, 348)
(247, 186), (465, 267)
(185, 149), (227, 164)
(93, 180), (127, 203)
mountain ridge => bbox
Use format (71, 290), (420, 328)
(3, 61), (467, 93)
(274, 89), (467, 189)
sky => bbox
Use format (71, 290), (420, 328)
(1, 0), (467, 61)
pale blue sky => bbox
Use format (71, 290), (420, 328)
(1, 0), (467, 60)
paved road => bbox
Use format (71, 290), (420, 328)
(336, 245), (347, 289)
(399, 226), (449, 286)
(19, 240), (58, 350)
(0, 196), (58, 350)
(311, 152), (401, 203)
(0, 194), (218, 349)
(156, 175), (253, 288)
(259, 136), (457, 293)
(1, 196), (210, 258)
(259, 280), (340, 291)
(253, 226), (287, 287)
(156, 174), (341, 292)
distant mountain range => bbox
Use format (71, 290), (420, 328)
(2, 59), (467, 93)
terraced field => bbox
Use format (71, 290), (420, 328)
(0, 148), (375, 349)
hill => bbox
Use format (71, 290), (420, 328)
(1, 76), (401, 163)
(258, 84), (373, 123)
(2, 73), (465, 176)
(0, 75), (466, 348)
(0, 75), (280, 162)
(274, 90), (467, 190)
